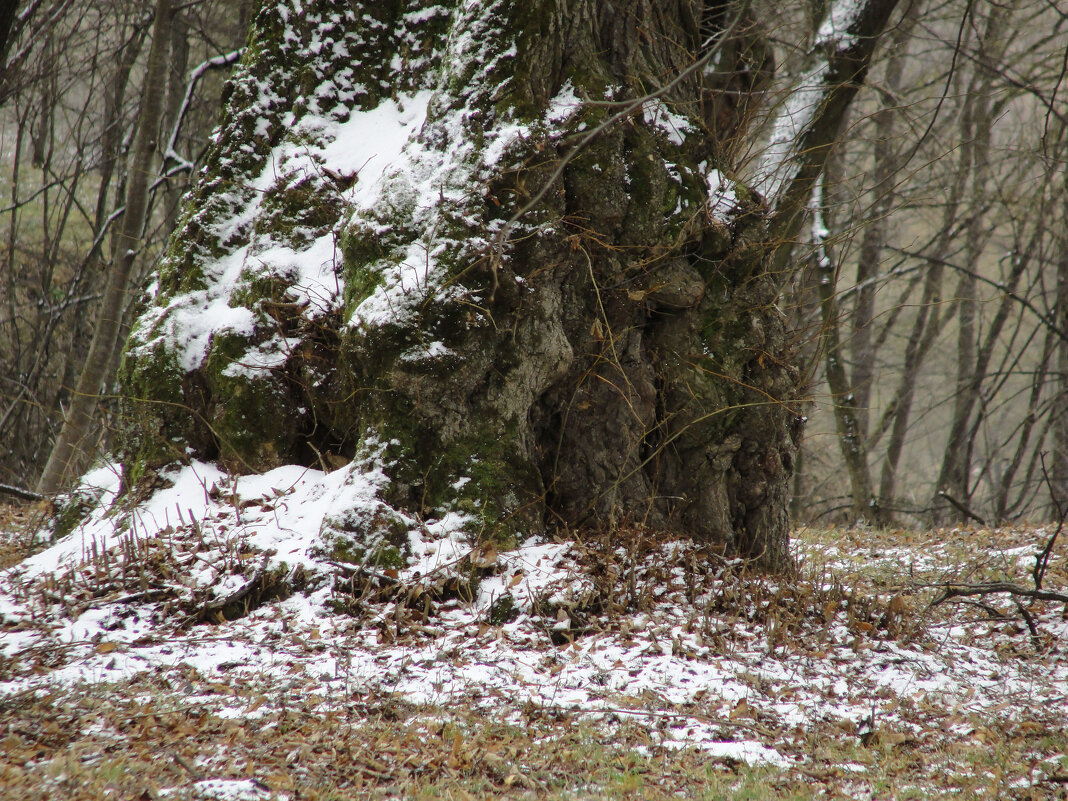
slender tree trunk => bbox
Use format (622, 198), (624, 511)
(876, 39), (977, 512)
(1053, 243), (1068, 513)
(934, 251), (1030, 516)
(813, 192), (875, 524)
(36, 0), (171, 494)
(819, 259), (877, 522)
(877, 259), (950, 511)
(994, 329), (1053, 521)
(808, 47), (907, 527)
(850, 7), (915, 442)
(95, 25), (145, 240)
(162, 8), (187, 218)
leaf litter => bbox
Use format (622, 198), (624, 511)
(1, 462), (1066, 799)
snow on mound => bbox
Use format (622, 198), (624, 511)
(1, 464), (1067, 773)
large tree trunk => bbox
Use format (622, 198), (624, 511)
(120, 0), (897, 572)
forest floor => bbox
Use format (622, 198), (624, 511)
(0, 464), (1066, 800)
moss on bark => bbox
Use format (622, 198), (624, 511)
(121, 0), (803, 572)
(121, 1), (457, 484)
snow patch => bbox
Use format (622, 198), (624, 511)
(642, 99), (691, 146)
(753, 62), (830, 203)
(2, 466), (1067, 782)
(706, 168), (739, 220)
(546, 80), (582, 124)
(168, 779), (270, 800)
(817, 0), (864, 48)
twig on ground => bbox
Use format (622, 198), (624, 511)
(172, 753), (204, 782)
(0, 483), (43, 501)
(1013, 600), (1041, 650)
(932, 581), (1068, 606)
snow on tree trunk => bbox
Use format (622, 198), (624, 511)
(119, 0), (894, 573)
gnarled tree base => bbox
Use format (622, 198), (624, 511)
(120, 0), (803, 573)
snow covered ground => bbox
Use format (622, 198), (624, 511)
(1, 463), (1066, 798)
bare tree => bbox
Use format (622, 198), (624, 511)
(35, 0), (172, 494)
(793, 0), (1068, 526)
(0, 0), (246, 494)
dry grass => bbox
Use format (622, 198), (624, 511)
(1, 671), (1064, 800)
(1, 507), (1066, 800)
(0, 683), (814, 800)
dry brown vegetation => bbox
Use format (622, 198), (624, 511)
(1, 504), (1065, 800)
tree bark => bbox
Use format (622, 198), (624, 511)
(119, 0), (900, 573)
(36, 0), (171, 494)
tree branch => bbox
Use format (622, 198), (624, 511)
(163, 46), (244, 162)
(0, 482), (42, 501)
(935, 490), (986, 526)
(762, 0), (903, 271)
(933, 582), (1068, 606)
